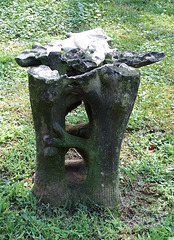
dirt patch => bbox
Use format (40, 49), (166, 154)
(118, 177), (168, 232)
(65, 148), (88, 187)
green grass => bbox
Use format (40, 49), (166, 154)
(0, 0), (174, 239)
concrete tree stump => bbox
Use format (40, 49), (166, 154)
(16, 28), (164, 207)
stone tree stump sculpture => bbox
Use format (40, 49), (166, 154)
(16, 28), (164, 207)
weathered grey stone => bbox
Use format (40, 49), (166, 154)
(110, 50), (165, 68)
(15, 28), (164, 208)
(16, 28), (112, 72)
(15, 49), (42, 67)
(15, 28), (164, 73)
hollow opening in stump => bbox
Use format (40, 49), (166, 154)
(65, 148), (88, 187)
(65, 101), (89, 124)
(65, 101), (92, 139)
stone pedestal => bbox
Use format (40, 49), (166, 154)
(15, 28), (164, 207)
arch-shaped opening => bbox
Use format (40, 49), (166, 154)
(65, 148), (88, 187)
(65, 101), (92, 139)
(65, 101), (89, 125)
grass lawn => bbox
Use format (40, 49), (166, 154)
(0, 0), (173, 239)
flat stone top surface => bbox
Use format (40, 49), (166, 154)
(16, 28), (165, 75)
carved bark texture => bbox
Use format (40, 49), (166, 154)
(28, 63), (140, 207)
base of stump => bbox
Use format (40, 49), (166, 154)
(33, 163), (119, 208)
